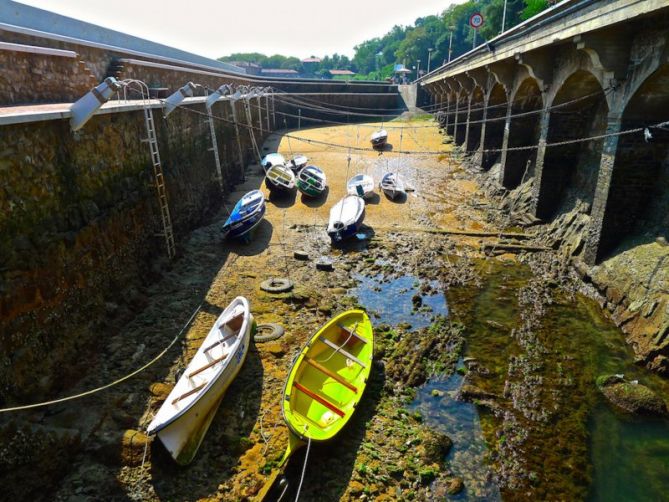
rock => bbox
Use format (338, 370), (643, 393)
(446, 477), (464, 495)
(458, 384), (497, 401)
(348, 480), (365, 495)
(418, 430), (452, 464)
(121, 429), (150, 466)
(648, 355), (669, 375)
(264, 342), (285, 357)
(597, 375), (668, 416)
(149, 382), (172, 401)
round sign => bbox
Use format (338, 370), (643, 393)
(469, 12), (484, 29)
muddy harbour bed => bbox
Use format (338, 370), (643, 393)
(2, 120), (668, 501)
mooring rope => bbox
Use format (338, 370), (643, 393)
(294, 437), (312, 502)
(0, 303), (203, 413)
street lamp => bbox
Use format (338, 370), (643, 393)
(163, 81), (197, 117)
(416, 59), (421, 79)
(502, 0), (508, 33)
(427, 48), (434, 74)
(448, 26), (455, 63)
(70, 77), (122, 131)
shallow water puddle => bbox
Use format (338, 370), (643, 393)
(352, 273), (447, 328)
(410, 368), (502, 501)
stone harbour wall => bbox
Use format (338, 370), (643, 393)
(0, 102), (263, 404)
(0, 45), (97, 105)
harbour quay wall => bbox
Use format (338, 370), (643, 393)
(0, 16), (402, 405)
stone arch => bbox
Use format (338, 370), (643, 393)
(501, 76), (543, 188)
(465, 86), (485, 152)
(481, 82), (508, 171)
(535, 69), (609, 220)
(596, 63), (669, 260)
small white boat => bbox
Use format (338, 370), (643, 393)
(380, 172), (406, 200)
(370, 129), (388, 149)
(265, 164), (296, 191)
(147, 297), (253, 465)
(327, 195), (365, 243)
(261, 153), (286, 169)
(288, 154), (308, 173)
(347, 174), (375, 200)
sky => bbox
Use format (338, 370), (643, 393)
(16, 0), (456, 60)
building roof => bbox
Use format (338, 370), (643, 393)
(329, 69), (355, 75)
(302, 57), (321, 63)
(229, 61), (262, 69)
(1, 1), (242, 74)
(260, 68), (299, 74)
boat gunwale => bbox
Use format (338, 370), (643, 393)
(147, 297), (251, 435)
(281, 309), (373, 443)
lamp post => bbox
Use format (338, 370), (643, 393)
(163, 81), (197, 117)
(427, 48), (434, 74)
(416, 59), (421, 80)
(70, 77), (122, 131)
(448, 27), (455, 63)
(501, 0), (508, 33)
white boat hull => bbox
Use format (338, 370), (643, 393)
(147, 297), (253, 464)
(347, 174), (374, 200)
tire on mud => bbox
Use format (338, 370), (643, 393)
(260, 278), (294, 293)
(254, 323), (285, 343)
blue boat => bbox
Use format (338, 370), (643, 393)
(222, 190), (266, 240)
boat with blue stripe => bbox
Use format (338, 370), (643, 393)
(222, 190), (266, 240)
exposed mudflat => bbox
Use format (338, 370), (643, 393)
(3, 118), (669, 501)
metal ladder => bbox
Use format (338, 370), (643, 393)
(143, 106), (176, 259)
(243, 97), (262, 164)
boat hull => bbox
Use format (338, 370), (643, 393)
(265, 165), (296, 191)
(147, 298), (253, 465)
(282, 310), (374, 443)
(155, 329), (249, 464)
(327, 195), (365, 243)
(223, 204), (265, 239)
(297, 166), (326, 198)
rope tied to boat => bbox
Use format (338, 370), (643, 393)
(294, 436), (312, 502)
(0, 303), (203, 413)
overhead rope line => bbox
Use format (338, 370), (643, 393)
(167, 97), (669, 156)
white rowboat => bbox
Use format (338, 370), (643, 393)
(380, 172), (406, 200)
(327, 195), (365, 243)
(347, 174), (374, 200)
(261, 153), (286, 169)
(147, 297), (253, 464)
(265, 164), (296, 191)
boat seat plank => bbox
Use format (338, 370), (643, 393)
(337, 323), (368, 344)
(188, 352), (229, 378)
(293, 382), (345, 418)
(320, 338), (367, 368)
(172, 382), (207, 405)
(203, 331), (238, 353)
(304, 356), (358, 393)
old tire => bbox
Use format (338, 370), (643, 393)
(260, 278), (294, 293)
(254, 323), (285, 343)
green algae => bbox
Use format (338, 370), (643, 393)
(443, 259), (669, 501)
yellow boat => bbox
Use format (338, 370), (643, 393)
(255, 309), (373, 500)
